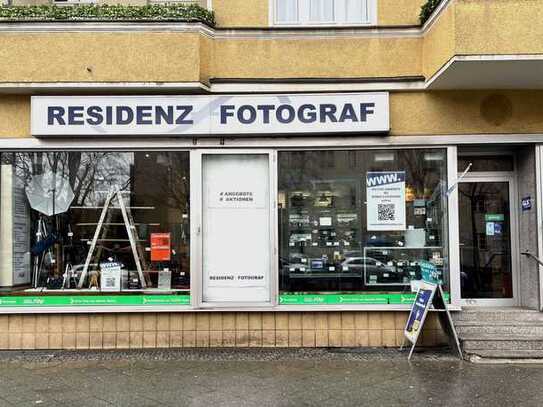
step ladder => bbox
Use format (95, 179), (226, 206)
(77, 187), (148, 289)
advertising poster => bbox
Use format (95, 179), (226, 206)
(419, 260), (441, 284)
(100, 262), (122, 292)
(151, 233), (171, 262)
(404, 281), (437, 344)
(366, 171), (406, 231)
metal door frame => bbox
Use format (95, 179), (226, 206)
(457, 172), (520, 307)
(190, 149), (278, 309)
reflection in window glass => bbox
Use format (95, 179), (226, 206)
(0, 152), (190, 295)
(278, 149), (449, 297)
(309, 0), (334, 22)
(343, 0), (364, 23)
(276, 0), (298, 22)
(276, 0), (370, 25)
(458, 155), (514, 173)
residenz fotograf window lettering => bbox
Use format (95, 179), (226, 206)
(0, 152), (190, 305)
(278, 149), (449, 305)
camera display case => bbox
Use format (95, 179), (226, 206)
(363, 247), (444, 286)
(278, 149), (449, 295)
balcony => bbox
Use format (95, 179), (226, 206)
(423, 0), (543, 89)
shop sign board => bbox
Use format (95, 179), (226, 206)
(31, 93), (390, 137)
(403, 282), (463, 361)
(366, 171), (406, 231)
(404, 280), (437, 345)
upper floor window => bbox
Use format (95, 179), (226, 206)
(273, 0), (376, 26)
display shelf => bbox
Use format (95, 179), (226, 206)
(80, 238), (147, 242)
(24, 288), (189, 293)
(363, 246), (445, 287)
(365, 246), (443, 250)
(288, 272), (362, 279)
(71, 206), (155, 210)
(76, 223), (161, 226)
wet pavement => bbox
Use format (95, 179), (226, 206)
(0, 348), (542, 406)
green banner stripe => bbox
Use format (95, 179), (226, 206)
(0, 293), (451, 307)
(0, 295), (191, 307)
(279, 293), (450, 305)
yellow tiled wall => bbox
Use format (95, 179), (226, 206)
(0, 312), (447, 350)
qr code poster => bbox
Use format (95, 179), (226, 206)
(366, 171), (407, 231)
(100, 262), (122, 292)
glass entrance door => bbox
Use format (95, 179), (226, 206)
(458, 180), (516, 304)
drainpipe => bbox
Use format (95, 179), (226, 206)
(535, 145), (543, 311)
(522, 251), (543, 312)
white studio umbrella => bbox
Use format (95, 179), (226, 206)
(25, 173), (75, 216)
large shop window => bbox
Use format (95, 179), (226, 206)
(278, 149), (449, 305)
(274, 0), (374, 25)
(0, 152), (190, 302)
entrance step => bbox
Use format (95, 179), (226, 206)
(462, 336), (543, 351)
(456, 324), (543, 337)
(466, 349), (543, 359)
(453, 308), (543, 359)
(453, 308), (543, 323)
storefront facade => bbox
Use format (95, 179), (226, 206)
(0, 0), (543, 350)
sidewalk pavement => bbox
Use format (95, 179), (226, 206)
(0, 348), (542, 406)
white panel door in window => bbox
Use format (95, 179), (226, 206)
(276, 0), (298, 23)
(309, 0), (334, 22)
(341, 0), (366, 23)
(202, 154), (271, 304)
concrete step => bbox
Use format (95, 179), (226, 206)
(453, 309), (543, 323)
(463, 337), (543, 351)
(454, 308), (543, 359)
(465, 349), (543, 359)
(454, 320), (543, 327)
(456, 324), (543, 337)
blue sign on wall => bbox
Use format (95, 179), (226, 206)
(522, 197), (532, 211)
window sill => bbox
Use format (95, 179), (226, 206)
(271, 22), (376, 29)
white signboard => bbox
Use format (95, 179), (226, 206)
(31, 93), (389, 136)
(100, 262), (122, 292)
(404, 280), (437, 344)
(202, 154), (270, 303)
(366, 171), (406, 231)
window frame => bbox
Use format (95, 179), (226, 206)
(276, 146), (455, 306)
(0, 144), (459, 313)
(270, 0), (378, 27)
(0, 149), (193, 313)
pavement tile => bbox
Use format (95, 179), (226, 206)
(0, 349), (543, 407)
